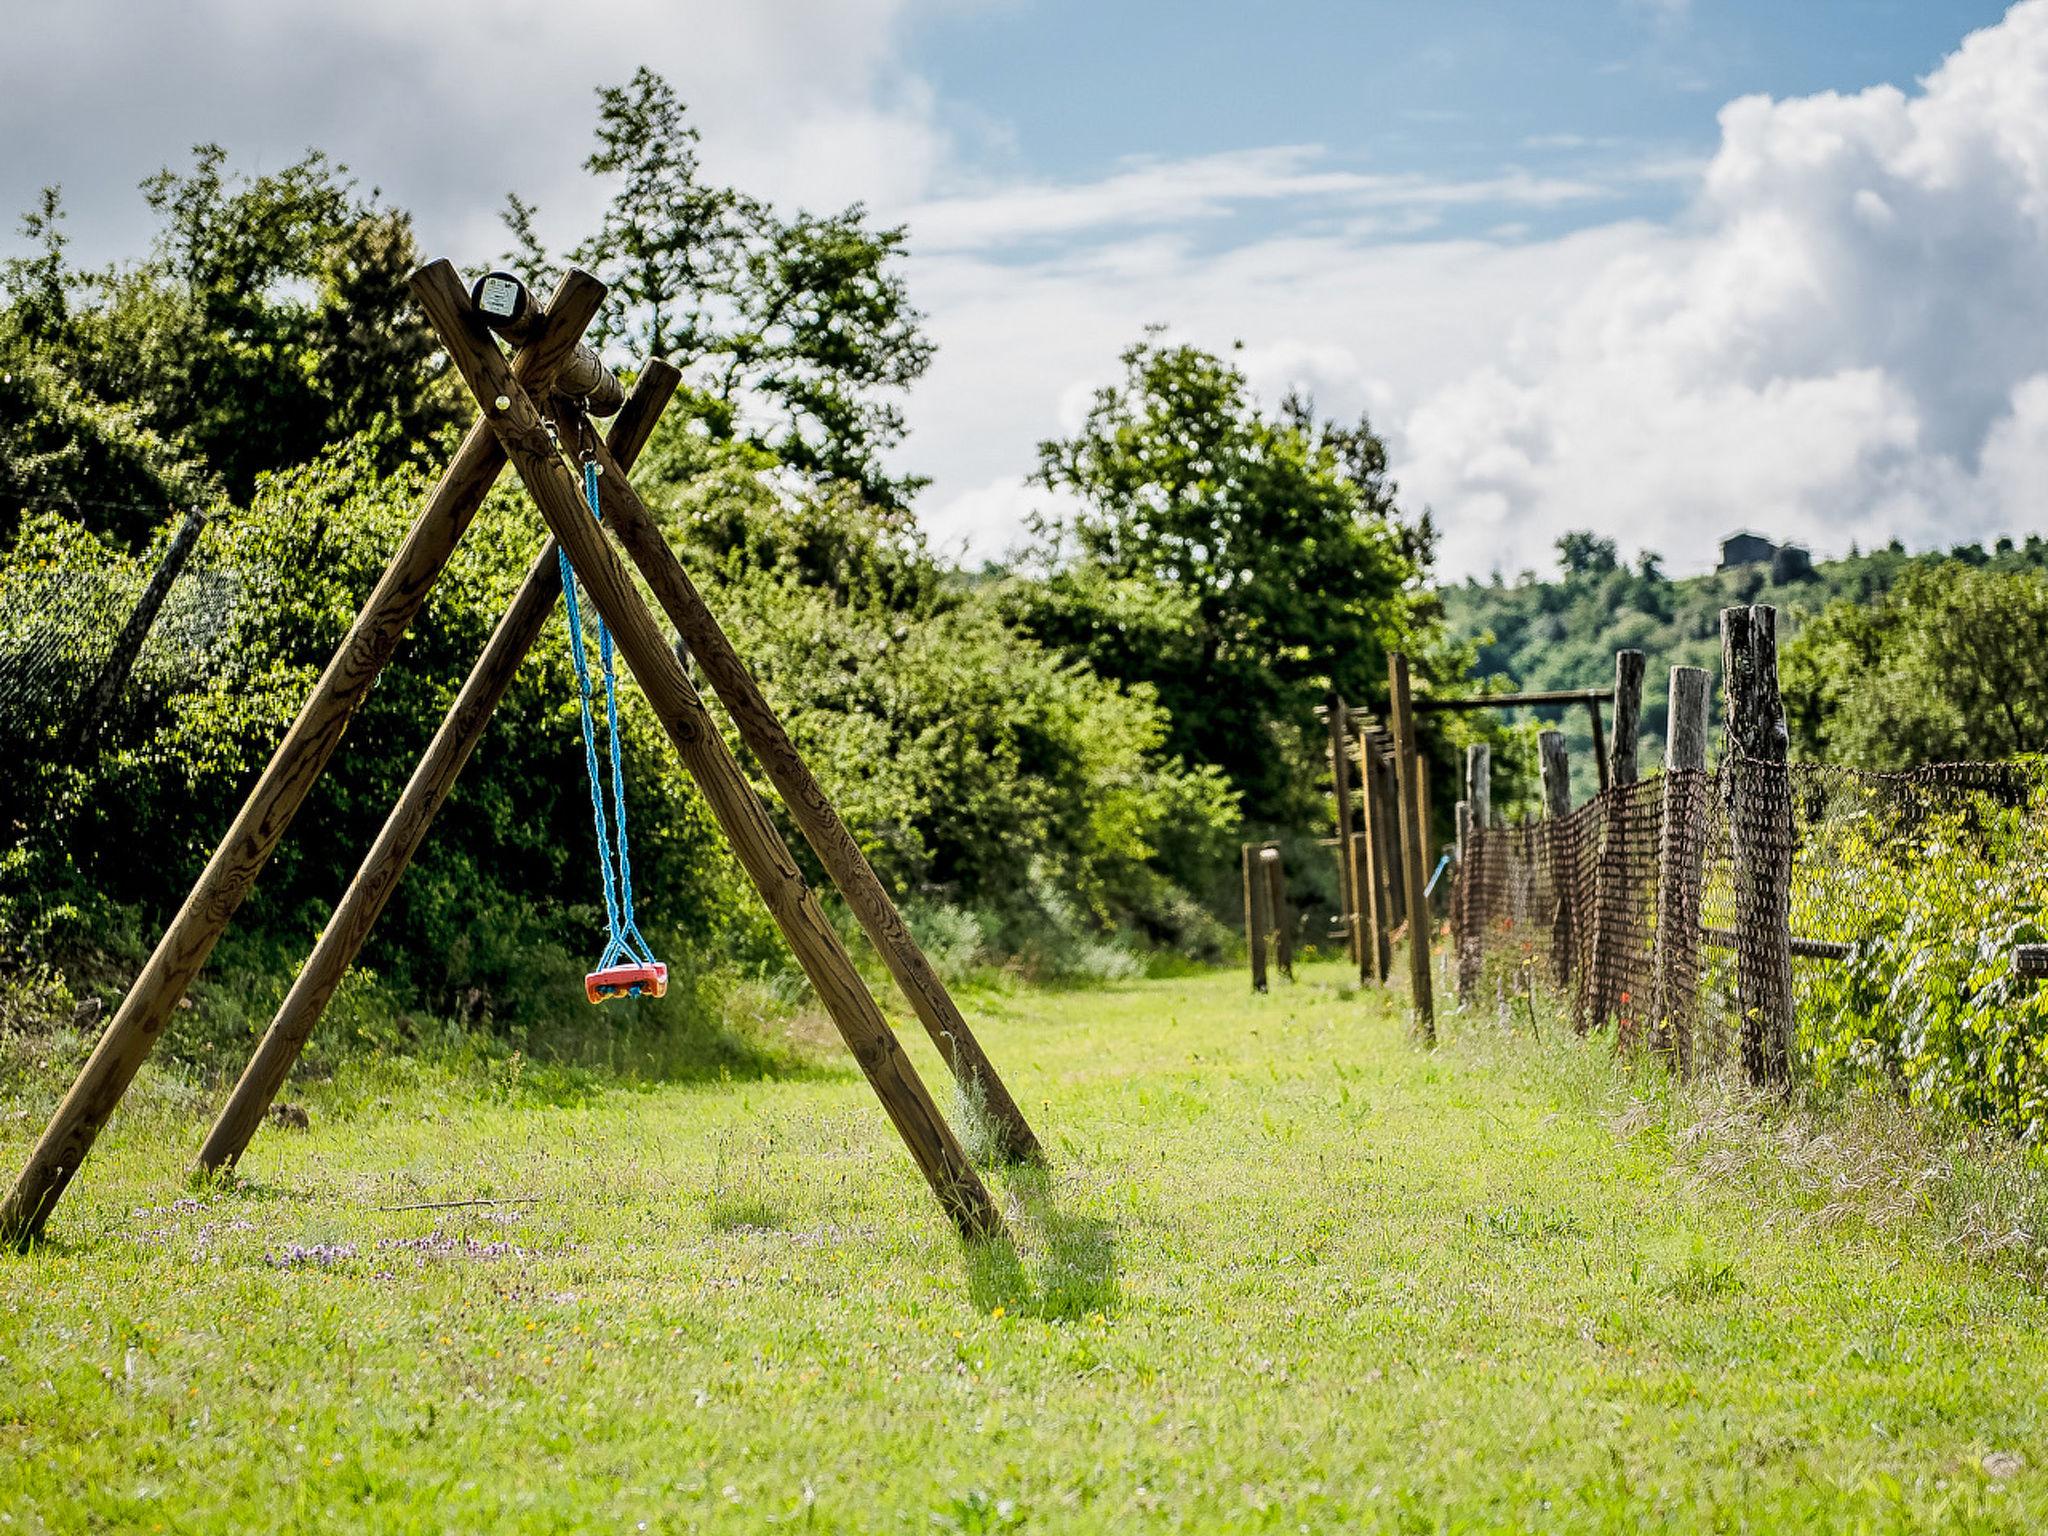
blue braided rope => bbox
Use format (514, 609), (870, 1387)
(560, 458), (656, 980)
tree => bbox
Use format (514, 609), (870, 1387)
(1781, 563), (2048, 767)
(1020, 335), (1430, 821)
(509, 68), (932, 510)
(1557, 530), (1620, 577)
(5, 149), (459, 502)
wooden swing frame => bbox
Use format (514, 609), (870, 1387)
(2, 262), (1042, 1249)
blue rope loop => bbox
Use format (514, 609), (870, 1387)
(560, 457), (658, 992)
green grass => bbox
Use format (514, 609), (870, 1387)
(5, 959), (2048, 1532)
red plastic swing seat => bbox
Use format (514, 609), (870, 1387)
(585, 962), (669, 1004)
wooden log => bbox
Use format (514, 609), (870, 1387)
(1700, 927), (1848, 962)
(194, 364), (682, 1175)
(1722, 605), (1795, 1090)
(470, 270), (626, 416)
(1538, 728), (1575, 990)
(0, 268), (607, 1249)
(1261, 845), (1293, 980)
(1388, 653), (1435, 1039)
(1651, 665), (1711, 1074)
(1242, 843), (1269, 993)
(1413, 688), (1612, 712)
(1325, 693), (1360, 965)
(559, 401), (1044, 1166)
(411, 260), (1003, 1242)
(58, 504), (209, 766)
(1608, 650), (1645, 788)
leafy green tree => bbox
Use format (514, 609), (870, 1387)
(509, 68), (932, 510)
(1019, 336), (1429, 822)
(4, 149), (459, 504)
(1781, 562), (2048, 767)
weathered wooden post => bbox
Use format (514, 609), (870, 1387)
(1465, 744), (1491, 829)
(1721, 606), (1795, 1090)
(1364, 729), (1403, 941)
(1348, 830), (1378, 983)
(1453, 798), (1475, 999)
(1538, 728), (1575, 990)
(1608, 651), (1644, 788)
(1261, 845), (1294, 980)
(1242, 842), (1269, 993)
(1, 272), (610, 1248)
(1325, 694), (1360, 964)
(1586, 650), (1646, 1030)
(1388, 654), (1435, 1039)
(1587, 697), (1610, 793)
(1651, 665), (1712, 1075)
(412, 261), (1004, 1240)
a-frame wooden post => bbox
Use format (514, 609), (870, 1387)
(0, 272), (609, 1248)
(556, 400), (1044, 1166)
(196, 363), (682, 1174)
(409, 261), (1003, 1241)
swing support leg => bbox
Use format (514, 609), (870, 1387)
(553, 400), (1046, 1167)
(0, 272), (608, 1249)
(411, 261), (1005, 1243)
(195, 362), (683, 1175)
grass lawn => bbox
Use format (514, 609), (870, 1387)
(4, 958), (2047, 1532)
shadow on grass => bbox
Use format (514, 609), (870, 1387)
(962, 1163), (1121, 1321)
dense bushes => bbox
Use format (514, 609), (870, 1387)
(1795, 784), (2048, 1142)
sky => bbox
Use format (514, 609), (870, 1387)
(3, 0), (2042, 578)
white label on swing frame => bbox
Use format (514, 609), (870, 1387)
(478, 275), (522, 319)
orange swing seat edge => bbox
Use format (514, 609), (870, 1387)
(584, 961), (668, 1004)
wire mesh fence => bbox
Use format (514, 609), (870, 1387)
(1452, 756), (2048, 1129)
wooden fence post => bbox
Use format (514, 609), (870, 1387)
(1261, 845), (1293, 980)
(1721, 605), (1795, 1090)
(1587, 697), (1610, 794)
(1388, 654), (1435, 1039)
(1652, 664), (1712, 1075)
(1538, 728), (1575, 991)
(1453, 798), (1475, 999)
(1586, 649), (1647, 1031)
(1325, 695), (1359, 965)
(0, 271), (609, 1248)
(1364, 728), (1402, 945)
(1465, 744), (1491, 829)
(1608, 650), (1645, 788)
(1349, 830), (1379, 984)
(1243, 842), (1269, 993)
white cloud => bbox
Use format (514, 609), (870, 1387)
(1400, 0), (2048, 575)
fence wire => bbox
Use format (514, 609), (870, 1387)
(1452, 758), (2048, 1100)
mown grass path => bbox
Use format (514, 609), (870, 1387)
(4, 960), (2046, 1532)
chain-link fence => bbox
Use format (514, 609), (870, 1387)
(1452, 755), (2048, 1115)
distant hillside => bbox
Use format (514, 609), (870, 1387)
(1439, 531), (2048, 786)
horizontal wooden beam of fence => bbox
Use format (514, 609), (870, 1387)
(1413, 688), (1614, 713)
(1699, 926), (1852, 962)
